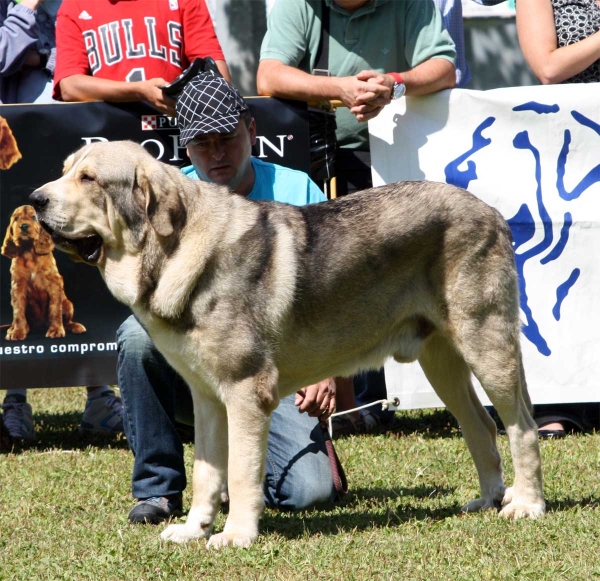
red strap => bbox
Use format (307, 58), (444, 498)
(319, 421), (349, 496)
(388, 72), (403, 84)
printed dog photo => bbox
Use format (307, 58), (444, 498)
(0, 116), (22, 171)
(2, 205), (86, 341)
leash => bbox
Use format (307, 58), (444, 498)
(319, 420), (348, 496)
(318, 397), (400, 495)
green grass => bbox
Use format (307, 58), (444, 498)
(1, 388), (599, 581)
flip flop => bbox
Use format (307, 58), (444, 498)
(538, 428), (566, 440)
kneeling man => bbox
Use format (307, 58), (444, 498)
(117, 72), (339, 524)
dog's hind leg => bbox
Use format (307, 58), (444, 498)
(206, 368), (279, 550)
(445, 215), (543, 518)
(465, 343), (545, 520)
(418, 333), (507, 512)
(161, 391), (228, 544)
(61, 296), (86, 334)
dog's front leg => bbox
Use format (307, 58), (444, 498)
(161, 392), (228, 544)
(7, 278), (30, 340)
(206, 372), (278, 550)
(46, 282), (66, 338)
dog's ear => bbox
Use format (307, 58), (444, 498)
(135, 163), (184, 238)
(1, 217), (18, 259)
(33, 226), (54, 255)
(62, 152), (76, 175)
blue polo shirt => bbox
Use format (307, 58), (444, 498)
(181, 157), (326, 206)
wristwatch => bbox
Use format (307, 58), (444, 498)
(388, 72), (406, 100)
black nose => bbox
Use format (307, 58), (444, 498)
(29, 190), (49, 210)
(20, 223), (29, 232)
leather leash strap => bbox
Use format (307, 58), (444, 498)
(319, 420), (348, 496)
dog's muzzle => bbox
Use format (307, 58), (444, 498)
(29, 189), (104, 264)
(41, 221), (103, 264)
(29, 190), (49, 211)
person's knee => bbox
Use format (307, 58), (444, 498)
(291, 466), (335, 510)
(117, 316), (155, 362)
(265, 453), (335, 511)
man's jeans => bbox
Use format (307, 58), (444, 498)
(117, 315), (335, 510)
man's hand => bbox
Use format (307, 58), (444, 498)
(355, 70), (394, 103)
(337, 73), (390, 109)
(139, 78), (177, 116)
(342, 70), (394, 122)
(295, 378), (336, 421)
(350, 102), (386, 123)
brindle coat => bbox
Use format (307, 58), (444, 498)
(30, 141), (545, 549)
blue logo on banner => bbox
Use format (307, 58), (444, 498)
(444, 102), (600, 356)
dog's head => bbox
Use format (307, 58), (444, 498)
(2, 204), (54, 259)
(29, 141), (184, 266)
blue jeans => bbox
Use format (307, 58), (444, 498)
(117, 315), (335, 510)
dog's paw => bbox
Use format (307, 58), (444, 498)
(499, 500), (545, 520)
(501, 486), (514, 506)
(68, 322), (87, 334)
(160, 523), (210, 544)
(6, 325), (28, 341)
(46, 324), (65, 338)
(461, 497), (498, 513)
(206, 531), (257, 550)
(499, 486), (545, 519)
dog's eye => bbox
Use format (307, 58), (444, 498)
(80, 174), (95, 183)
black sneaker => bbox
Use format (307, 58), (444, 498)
(1, 413), (13, 451)
(128, 495), (183, 524)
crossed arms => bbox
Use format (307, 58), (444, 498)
(257, 58), (455, 122)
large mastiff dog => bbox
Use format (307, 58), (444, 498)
(30, 141), (544, 548)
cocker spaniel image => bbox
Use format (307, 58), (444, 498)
(0, 116), (22, 170)
(1, 205), (86, 341)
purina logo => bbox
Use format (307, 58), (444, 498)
(140, 114), (292, 159)
(256, 134), (293, 159)
(141, 114), (177, 131)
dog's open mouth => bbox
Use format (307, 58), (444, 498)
(40, 221), (103, 264)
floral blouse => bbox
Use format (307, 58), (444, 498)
(552, 0), (600, 82)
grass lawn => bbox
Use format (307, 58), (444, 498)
(1, 387), (599, 581)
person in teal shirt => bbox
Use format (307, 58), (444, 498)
(117, 72), (338, 525)
(181, 157), (324, 206)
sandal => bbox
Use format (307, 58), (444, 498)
(538, 427), (566, 439)
(536, 412), (585, 440)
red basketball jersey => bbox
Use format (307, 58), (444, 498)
(54, 0), (224, 97)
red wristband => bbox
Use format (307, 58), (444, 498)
(388, 72), (403, 84)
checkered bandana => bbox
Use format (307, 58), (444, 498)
(176, 72), (249, 146)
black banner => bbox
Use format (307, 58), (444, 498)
(0, 98), (311, 388)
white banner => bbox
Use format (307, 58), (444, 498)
(369, 84), (600, 408)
